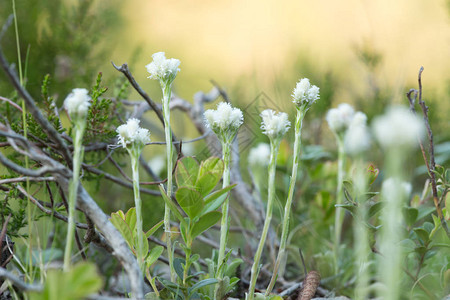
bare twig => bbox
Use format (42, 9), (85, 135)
(16, 184), (88, 230)
(0, 125), (144, 297)
(0, 96), (23, 112)
(0, 45), (72, 166)
(111, 62), (182, 155)
(0, 15), (13, 41)
(0, 176), (54, 185)
(0, 152), (62, 177)
(406, 67), (449, 239)
(82, 164), (160, 196)
(0, 267), (42, 292)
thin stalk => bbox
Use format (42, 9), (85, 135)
(379, 150), (405, 300)
(334, 137), (345, 273)
(183, 242), (192, 285)
(248, 140), (279, 300)
(146, 269), (160, 298)
(131, 151), (144, 272)
(12, 0), (33, 279)
(266, 108), (305, 295)
(162, 83), (175, 281)
(63, 121), (85, 271)
(217, 141), (231, 273)
(353, 158), (369, 300)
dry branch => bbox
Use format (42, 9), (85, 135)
(406, 67), (450, 239)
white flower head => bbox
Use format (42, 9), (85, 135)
(248, 143), (271, 166)
(345, 112), (371, 155)
(382, 177), (412, 198)
(260, 109), (291, 141)
(326, 103), (355, 133)
(146, 52), (180, 85)
(292, 78), (320, 107)
(64, 88), (91, 118)
(204, 102), (244, 143)
(372, 106), (424, 150)
(116, 118), (151, 149)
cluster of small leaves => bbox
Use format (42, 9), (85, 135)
(41, 74), (65, 135)
(84, 73), (120, 143)
(402, 208), (449, 299)
(28, 262), (103, 300)
(0, 186), (27, 237)
(155, 157), (241, 299)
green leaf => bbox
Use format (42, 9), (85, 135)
(414, 228), (430, 244)
(176, 187), (203, 219)
(188, 278), (218, 296)
(146, 220), (164, 238)
(368, 201), (384, 218)
(159, 185), (188, 228)
(191, 211), (222, 239)
(110, 212), (134, 251)
(196, 172), (220, 197)
(403, 207), (418, 227)
(224, 258), (243, 277)
(198, 157), (223, 179)
(137, 228), (149, 261)
(125, 207), (137, 234)
(146, 246), (164, 267)
(417, 206), (436, 221)
(335, 204), (357, 216)
(144, 292), (160, 300)
(175, 157), (199, 187)
(29, 262), (102, 300)
(174, 258), (186, 280)
(157, 277), (185, 299)
(201, 184), (236, 215)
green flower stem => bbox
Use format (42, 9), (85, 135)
(353, 157), (369, 300)
(266, 108), (305, 295)
(146, 269), (160, 298)
(183, 236), (193, 285)
(162, 83), (175, 282)
(379, 150), (405, 300)
(248, 140), (280, 300)
(217, 141), (231, 273)
(130, 150), (145, 272)
(64, 120), (86, 271)
(333, 136), (345, 272)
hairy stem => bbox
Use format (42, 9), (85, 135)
(64, 121), (85, 271)
(266, 108), (305, 294)
(379, 150), (404, 300)
(353, 158), (370, 300)
(248, 140), (279, 300)
(131, 151), (144, 272)
(162, 83), (175, 281)
(334, 136), (345, 273)
(217, 141), (231, 272)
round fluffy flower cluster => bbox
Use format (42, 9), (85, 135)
(64, 88), (91, 118)
(248, 143), (271, 166)
(372, 106), (424, 149)
(344, 111), (371, 155)
(260, 109), (291, 141)
(326, 103), (356, 134)
(146, 52), (180, 85)
(382, 177), (412, 198)
(291, 78), (320, 107)
(204, 102), (244, 140)
(116, 118), (151, 149)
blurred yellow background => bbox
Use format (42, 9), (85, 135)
(113, 0), (450, 103)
